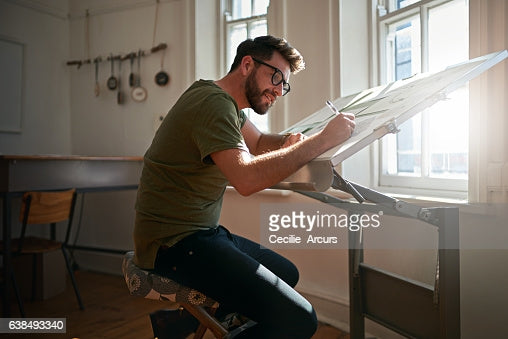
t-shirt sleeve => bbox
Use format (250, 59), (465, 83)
(192, 94), (249, 164)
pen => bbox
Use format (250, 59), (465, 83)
(326, 100), (342, 116)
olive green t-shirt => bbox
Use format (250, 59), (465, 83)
(133, 80), (248, 269)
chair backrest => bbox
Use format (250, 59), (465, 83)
(19, 189), (76, 225)
(16, 189), (77, 253)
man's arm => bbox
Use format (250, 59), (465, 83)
(241, 117), (307, 155)
(211, 112), (355, 196)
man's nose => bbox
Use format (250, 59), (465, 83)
(273, 83), (283, 97)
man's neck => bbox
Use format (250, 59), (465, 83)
(214, 74), (249, 110)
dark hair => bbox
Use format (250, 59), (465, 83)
(229, 35), (305, 74)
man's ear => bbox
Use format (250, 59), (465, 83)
(240, 55), (255, 76)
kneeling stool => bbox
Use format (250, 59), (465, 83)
(122, 251), (252, 339)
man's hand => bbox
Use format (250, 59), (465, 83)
(280, 133), (306, 148)
(319, 112), (356, 149)
(282, 112), (355, 150)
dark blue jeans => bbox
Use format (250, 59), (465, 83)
(153, 225), (317, 339)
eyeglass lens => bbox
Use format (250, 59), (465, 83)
(272, 71), (290, 95)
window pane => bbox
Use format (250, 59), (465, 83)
(397, 116), (422, 174)
(248, 19), (267, 38)
(227, 23), (248, 68)
(253, 0), (269, 16)
(427, 0), (469, 178)
(428, 0), (468, 71)
(385, 16), (421, 176)
(427, 88), (468, 178)
(394, 23), (413, 79)
(380, 0), (420, 15)
(232, 0), (252, 20)
(386, 17), (421, 82)
(382, 115), (422, 176)
(397, 0), (419, 10)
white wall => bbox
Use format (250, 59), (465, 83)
(0, 0), (71, 155)
(67, 0), (197, 156)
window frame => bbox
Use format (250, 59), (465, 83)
(374, 0), (469, 199)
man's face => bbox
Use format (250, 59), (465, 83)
(245, 54), (291, 115)
(245, 67), (272, 115)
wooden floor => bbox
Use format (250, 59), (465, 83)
(1, 270), (349, 338)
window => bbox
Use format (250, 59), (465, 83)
(377, 0), (469, 195)
(224, 0), (270, 132)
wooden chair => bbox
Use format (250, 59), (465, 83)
(1, 189), (84, 312)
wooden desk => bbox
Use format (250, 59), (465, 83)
(0, 155), (143, 316)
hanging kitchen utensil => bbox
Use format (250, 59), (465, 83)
(131, 50), (147, 102)
(107, 54), (117, 90)
(117, 58), (124, 104)
(94, 57), (100, 97)
(128, 53), (136, 87)
(87, 11), (101, 96)
(155, 48), (170, 86)
(151, 0), (168, 86)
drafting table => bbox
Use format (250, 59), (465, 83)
(272, 50), (507, 338)
(274, 50), (508, 193)
(0, 155), (143, 316)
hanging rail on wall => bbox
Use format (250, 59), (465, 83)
(66, 43), (167, 69)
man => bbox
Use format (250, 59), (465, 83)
(134, 35), (355, 338)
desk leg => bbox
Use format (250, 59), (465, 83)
(2, 193), (12, 317)
(349, 212), (365, 339)
(437, 207), (461, 339)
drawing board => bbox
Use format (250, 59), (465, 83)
(273, 50), (508, 192)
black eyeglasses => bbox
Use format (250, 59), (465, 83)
(251, 57), (291, 96)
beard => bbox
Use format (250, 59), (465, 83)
(245, 69), (274, 115)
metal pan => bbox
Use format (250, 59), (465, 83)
(107, 55), (117, 90)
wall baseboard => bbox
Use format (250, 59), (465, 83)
(73, 251), (124, 276)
